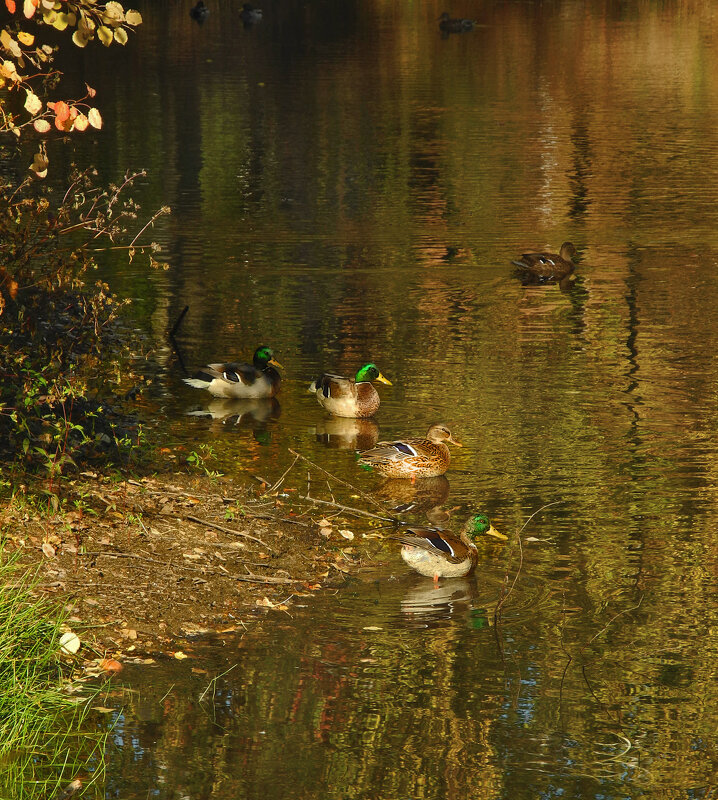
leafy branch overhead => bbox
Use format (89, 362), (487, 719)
(0, 0), (142, 151)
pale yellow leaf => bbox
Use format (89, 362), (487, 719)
(173, 651), (188, 660)
(73, 112), (88, 131)
(24, 89), (42, 115)
(17, 31), (34, 45)
(59, 631), (81, 654)
(33, 119), (51, 132)
(114, 27), (128, 45)
(91, 706), (115, 713)
(87, 107), (102, 129)
(104, 1), (124, 21)
(23, 0), (36, 19)
(52, 12), (68, 30)
(124, 8), (141, 25)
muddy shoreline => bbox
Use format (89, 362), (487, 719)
(4, 470), (379, 657)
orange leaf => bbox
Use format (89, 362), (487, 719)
(5, 0), (16, 12)
(53, 100), (70, 121)
(99, 658), (123, 673)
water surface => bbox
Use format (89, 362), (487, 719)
(44, 0), (718, 796)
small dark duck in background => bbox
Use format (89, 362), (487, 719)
(190, 0), (209, 23)
(240, 3), (263, 26)
(438, 12), (476, 33)
(512, 242), (578, 283)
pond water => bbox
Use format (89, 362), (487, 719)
(43, 0), (718, 796)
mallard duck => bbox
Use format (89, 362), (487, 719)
(512, 242), (577, 282)
(357, 423), (461, 480)
(190, 0), (209, 21)
(438, 12), (476, 32)
(183, 345), (282, 399)
(393, 513), (507, 582)
(240, 3), (262, 25)
(309, 363), (392, 418)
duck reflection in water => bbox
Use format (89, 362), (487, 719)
(398, 576), (477, 628)
(186, 397), (280, 441)
(375, 475), (451, 524)
(312, 416), (379, 451)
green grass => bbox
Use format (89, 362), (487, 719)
(0, 549), (105, 799)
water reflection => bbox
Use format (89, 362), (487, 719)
(48, 0), (718, 796)
(398, 575), (478, 628)
(186, 396), (281, 429)
(311, 416), (380, 451)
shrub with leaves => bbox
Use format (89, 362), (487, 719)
(0, 170), (168, 505)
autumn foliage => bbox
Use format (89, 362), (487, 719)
(1, 0), (142, 173)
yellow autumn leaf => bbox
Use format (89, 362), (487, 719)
(72, 29), (89, 47)
(87, 107), (102, 128)
(97, 25), (113, 46)
(1, 30), (22, 59)
(17, 30), (35, 45)
(173, 651), (188, 660)
(23, 0), (37, 19)
(73, 112), (88, 131)
(0, 60), (20, 81)
(124, 8), (142, 25)
(33, 118), (51, 132)
(42, 8), (56, 22)
(52, 12), (68, 29)
(104, 1), (124, 21)
(114, 27), (128, 45)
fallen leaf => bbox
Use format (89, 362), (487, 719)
(99, 658), (122, 673)
(59, 631), (81, 654)
(41, 541), (56, 558)
(173, 651), (188, 660)
(362, 626), (382, 631)
(339, 530), (354, 540)
(91, 706), (115, 713)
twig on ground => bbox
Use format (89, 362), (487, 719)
(184, 515), (275, 552)
(296, 493), (396, 523)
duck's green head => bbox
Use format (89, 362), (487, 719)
(253, 346), (283, 370)
(355, 363), (392, 385)
(464, 513), (508, 541)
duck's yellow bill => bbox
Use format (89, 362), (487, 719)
(269, 358), (283, 369)
(377, 373), (392, 385)
(486, 525), (508, 541)
(448, 436), (462, 447)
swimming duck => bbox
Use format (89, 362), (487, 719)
(357, 423), (461, 480)
(511, 242), (577, 282)
(438, 12), (476, 32)
(183, 345), (282, 399)
(240, 3), (262, 25)
(309, 363), (392, 418)
(393, 513), (507, 582)
(190, 0), (209, 22)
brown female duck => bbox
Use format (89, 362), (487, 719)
(357, 423), (461, 480)
(512, 242), (577, 282)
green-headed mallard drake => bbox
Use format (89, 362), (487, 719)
(190, 0), (209, 22)
(393, 513), (507, 581)
(358, 423), (461, 480)
(309, 363), (392, 418)
(512, 242), (577, 282)
(183, 345), (282, 399)
(438, 12), (476, 32)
